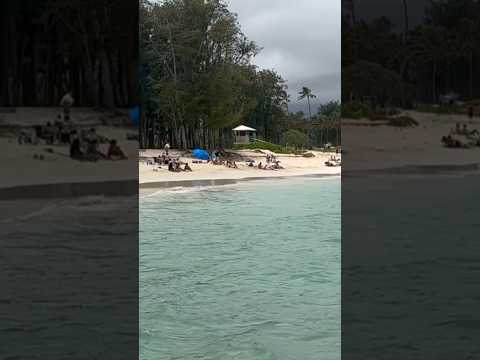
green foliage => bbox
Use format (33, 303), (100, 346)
(318, 101), (341, 117)
(388, 116), (419, 127)
(140, 0), (341, 150)
(343, 61), (406, 106)
(140, 0), (260, 148)
(232, 140), (293, 154)
(343, 0), (480, 105)
(282, 129), (309, 149)
(368, 110), (388, 121)
(341, 102), (371, 119)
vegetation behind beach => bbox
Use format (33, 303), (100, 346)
(139, 0), (340, 150)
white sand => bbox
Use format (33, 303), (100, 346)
(342, 111), (480, 171)
(0, 108), (137, 189)
(139, 149), (341, 185)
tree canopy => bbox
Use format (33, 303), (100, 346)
(140, 0), (340, 149)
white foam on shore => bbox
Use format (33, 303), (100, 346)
(140, 174), (341, 200)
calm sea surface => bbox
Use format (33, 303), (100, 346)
(140, 177), (341, 360)
(0, 196), (138, 359)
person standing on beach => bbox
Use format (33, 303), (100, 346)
(468, 105), (474, 120)
(60, 92), (74, 122)
(164, 142), (170, 156)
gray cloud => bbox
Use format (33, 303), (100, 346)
(227, 0), (341, 113)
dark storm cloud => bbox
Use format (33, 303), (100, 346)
(227, 0), (341, 113)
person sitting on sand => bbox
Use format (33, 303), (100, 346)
(60, 126), (71, 144)
(107, 139), (127, 160)
(168, 160), (175, 172)
(85, 140), (103, 161)
(175, 161), (182, 172)
(184, 163), (192, 172)
(226, 160), (237, 168)
(44, 122), (55, 145)
(86, 128), (99, 144)
(273, 160), (283, 169)
(258, 162), (263, 169)
(451, 123), (461, 135)
(70, 131), (84, 160)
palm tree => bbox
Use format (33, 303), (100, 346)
(298, 87), (316, 120)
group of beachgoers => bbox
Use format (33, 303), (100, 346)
(152, 154), (192, 172)
(441, 122), (480, 148)
(208, 148), (240, 168)
(17, 92), (127, 161)
(325, 155), (342, 167)
(248, 153), (284, 170)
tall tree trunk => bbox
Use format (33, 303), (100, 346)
(100, 50), (115, 108)
(432, 58), (437, 103)
(307, 96), (312, 120)
(469, 51), (473, 100)
(402, 0), (409, 42)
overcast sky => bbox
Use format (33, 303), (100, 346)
(226, 0), (341, 114)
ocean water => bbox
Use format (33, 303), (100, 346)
(0, 196), (138, 359)
(140, 177), (341, 360)
(342, 174), (480, 359)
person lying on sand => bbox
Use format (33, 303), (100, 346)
(107, 139), (127, 160)
(441, 135), (470, 148)
(273, 161), (284, 169)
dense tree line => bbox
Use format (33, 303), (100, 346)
(140, 0), (340, 149)
(342, 0), (480, 108)
(0, 0), (138, 108)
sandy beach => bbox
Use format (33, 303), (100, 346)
(0, 108), (138, 192)
(342, 110), (480, 173)
(139, 149), (341, 187)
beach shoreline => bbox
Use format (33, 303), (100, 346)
(140, 172), (340, 190)
(139, 149), (342, 187)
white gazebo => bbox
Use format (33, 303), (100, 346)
(232, 125), (256, 144)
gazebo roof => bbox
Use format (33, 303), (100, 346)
(232, 125), (256, 132)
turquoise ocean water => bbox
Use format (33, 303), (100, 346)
(140, 176), (341, 359)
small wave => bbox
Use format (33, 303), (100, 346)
(0, 202), (61, 224)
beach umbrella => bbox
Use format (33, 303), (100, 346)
(192, 149), (210, 160)
(129, 106), (140, 126)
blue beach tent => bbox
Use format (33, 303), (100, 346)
(129, 106), (140, 126)
(192, 149), (210, 160)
